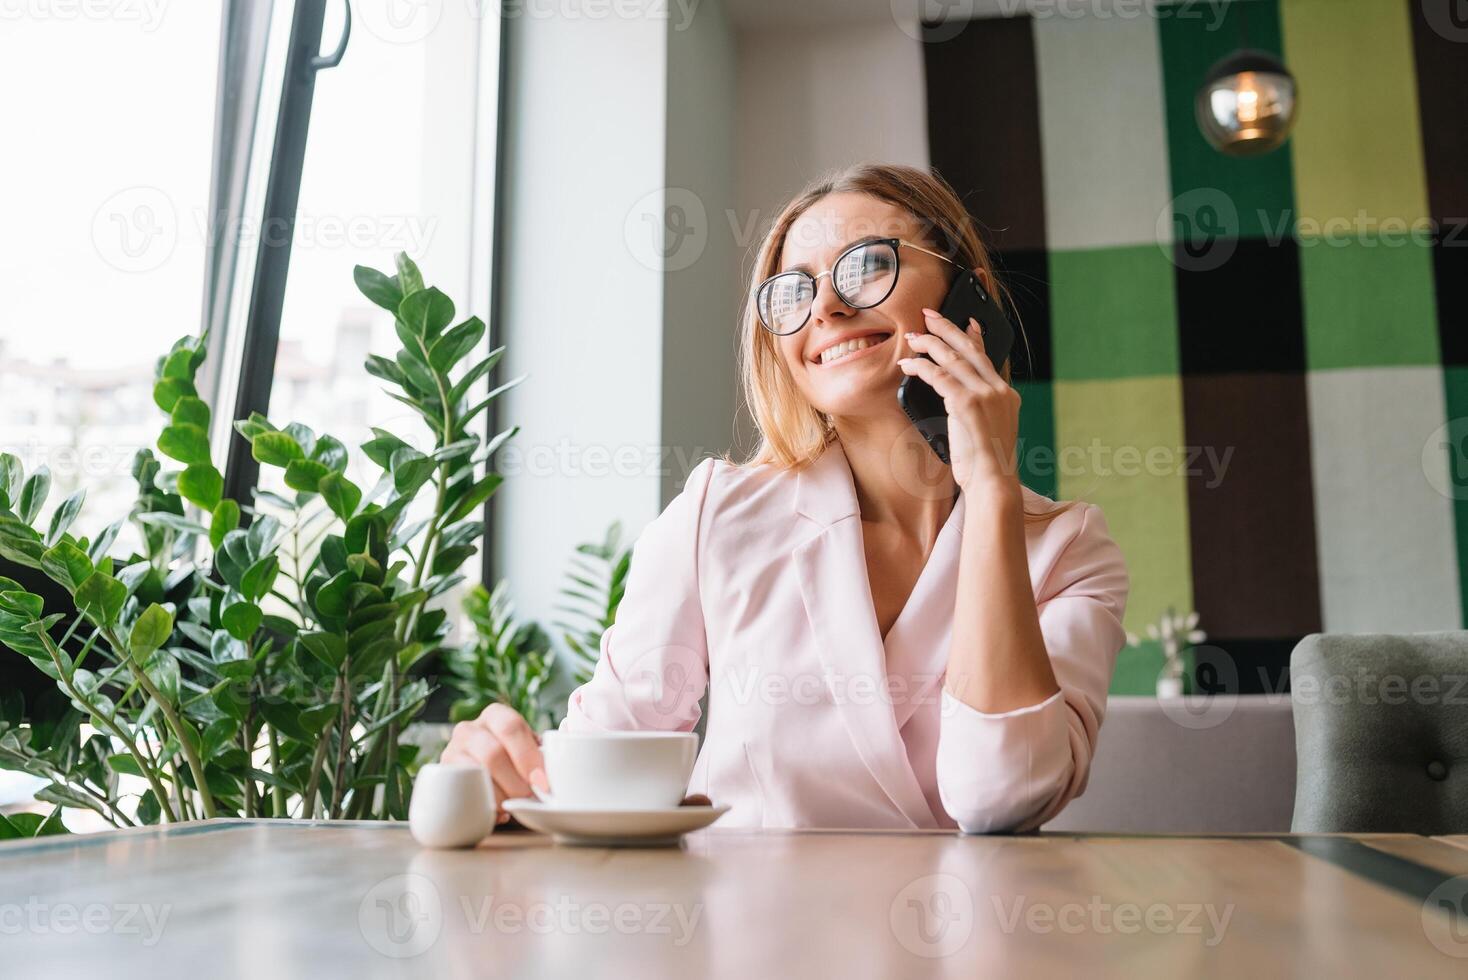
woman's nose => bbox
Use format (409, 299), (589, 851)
(808, 275), (854, 325)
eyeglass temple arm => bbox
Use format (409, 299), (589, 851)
(899, 240), (962, 269)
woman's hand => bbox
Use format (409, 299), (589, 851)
(898, 309), (1022, 496)
(441, 703), (549, 823)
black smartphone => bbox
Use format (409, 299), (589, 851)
(896, 268), (1015, 465)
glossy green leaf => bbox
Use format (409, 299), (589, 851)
(361, 429), (412, 469)
(40, 541), (94, 592)
(396, 286), (454, 341)
(44, 489), (85, 546)
(129, 603), (173, 661)
(0, 453), (24, 503)
(390, 448), (433, 495)
(209, 499), (240, 550)
(298, 631), (346, 669)
(429, 317), (485, 372)
(395, 252), (424, 297)
(157, 424), (212, 467)
(240, 555), (278, 603)
(177, 464), (223, 510)
(75, 571), (126, 627)
(170, 396), (211, 430)
(221, 601), (262, 641)
(354, 263), (403, 312)
(18, 466), (51, 524)
(152, 377), (196, 413)
(319, 473), (361, 521)
(283, 459), (331, 493)
(251, 432), (305, 467)
(446, 346), (505, 406)
(446, 473), (503, 523)
(311, 434), (349, 473)
(0, 515), (45, 567)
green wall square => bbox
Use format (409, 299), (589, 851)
(1300, 237), (1440, 369)
(1053, 376), (1193, 638)
(1281, 0), (1429, 228)
(1015, 379), (1057, 500)
(1157, 0), (1296, 241)
(1050, 245), (1180, 379)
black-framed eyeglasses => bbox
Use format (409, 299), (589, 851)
(754, 237), (961, 336)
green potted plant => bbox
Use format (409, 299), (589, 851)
(0, 253), (518, 827)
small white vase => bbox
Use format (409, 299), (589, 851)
(1156, 674), (1184, 699)
(409, 762), (498, 849)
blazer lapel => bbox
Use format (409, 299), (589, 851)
(791, 441), (936, 828)
(883, 501), (964, 732)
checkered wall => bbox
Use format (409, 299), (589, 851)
(922, 0), (1468, 693)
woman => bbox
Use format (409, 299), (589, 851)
(443, 163), (1129, 833)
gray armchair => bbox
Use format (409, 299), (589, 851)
(1290, 631), (1468, 835)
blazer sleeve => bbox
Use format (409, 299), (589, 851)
(558, 457), (716, 733)
(934, 502), (1129, 833)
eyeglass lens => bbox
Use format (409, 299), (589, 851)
(757, 241), (899, 334)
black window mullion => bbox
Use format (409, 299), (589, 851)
(221, 0), (348, 514)
(481, 8), (513, 588)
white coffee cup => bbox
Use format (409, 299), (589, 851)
(409, 762), (499, 848)
(536, 730), (698, 810)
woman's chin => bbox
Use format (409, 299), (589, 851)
(809, 375), (907, 421)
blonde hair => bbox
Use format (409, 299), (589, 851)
(733, 164), (1069, 520)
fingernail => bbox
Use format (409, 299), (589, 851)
(529, 768), (548, 790)
(904, 331), (920, 341)
(921, 308), (940, 318)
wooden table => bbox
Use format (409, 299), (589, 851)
(3, 821), (1467, 977)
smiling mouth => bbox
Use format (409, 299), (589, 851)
(813, 332), (893, 366)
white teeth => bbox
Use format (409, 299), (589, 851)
(819, 335), (886, 365)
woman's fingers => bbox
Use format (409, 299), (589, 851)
(903, 331), (984, 391)
(442, 704), (548, 819)
(897, 354), (965, 400)
(481, 703), (548, 793)
(455, 724), (533, 802)
(919, 309), (1005, 389)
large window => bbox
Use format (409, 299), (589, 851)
(0, 6), (224, 553)
(266, 1), (491, 515)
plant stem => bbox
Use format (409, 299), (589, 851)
(106, 627), (217, 819)
(301, 672), (343, 819)
(240, 712), (254, 819)
(170, 758), (193, 820)
(329, 658), (352, 818)
(36, 629), (179, 823)
(266, 724), (286, 817)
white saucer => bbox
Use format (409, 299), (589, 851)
(503, 799), (730, 847)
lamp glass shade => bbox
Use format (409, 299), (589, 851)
(1195, 51), (1297, 157)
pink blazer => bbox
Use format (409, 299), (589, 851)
(560, 439), (1130, 832)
